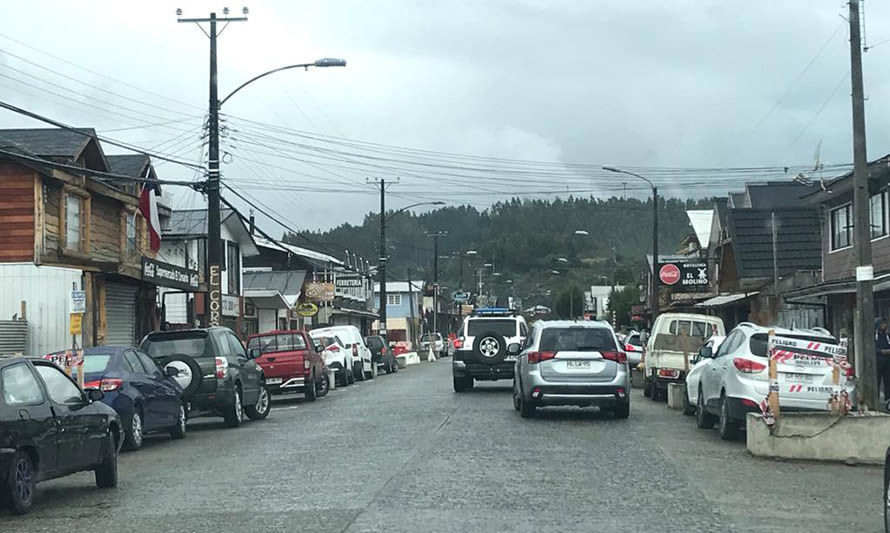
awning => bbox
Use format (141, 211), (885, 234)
(244, 289), (289, 309)
(695, 292), (758, 308)
(331, 307), (378, 319)
(782, 272), (890, 300)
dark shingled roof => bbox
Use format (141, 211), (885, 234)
(243, 270), (307, 296)
(107, 154), (149, 177)
(0, 127), (96, 158)
(745, 182), (814, 209)
(726, 208), (821, 279)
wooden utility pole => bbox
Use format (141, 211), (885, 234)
(849, 0), (879, 410)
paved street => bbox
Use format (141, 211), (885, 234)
(1, 361), (883, 532)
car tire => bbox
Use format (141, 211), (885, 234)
(317, 374), (330, 398)
(347, 364), (356, 385)
(473, 331), (507, 365)
(169, 402), (187, 439)
(519, 393), (536, 419)
(696, 386), (717, 429)
(246, 385), (272, 420)
(718, 393), (740, 441)
(337, 367), (348, 387)
(682, 388), (696, 416)
(224, 386), (244, 428)
(305, 376), (318, 402)
(643, 377), (652, 398)
(367, 362), (375, 380)
(512, 379), (521, 411)
(123, 406), (144, 451)
(94, 431), (119, 489)
(614, 399), (630, 419)
(3, 450), (35, 515)
(453, 375), (472, 393)
(355, 362), (364, 382)
(158, 353), (203, 398)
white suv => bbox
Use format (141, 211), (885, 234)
(696, 323), (849, 440)
(311, 325), (374, 381)
(452, 308), (528, 392)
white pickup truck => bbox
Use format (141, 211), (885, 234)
(643, 313), (725, 401)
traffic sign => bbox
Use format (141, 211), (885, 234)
(69, 313), (82, 335)
(452, 291), (470, 303)
(70, 290), (86, 314)
(659, 263), (681, 285)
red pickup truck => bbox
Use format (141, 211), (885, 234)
(246, 330), (328, 401)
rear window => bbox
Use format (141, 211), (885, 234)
(467, 319), (517, 337)
(365, 336), (384, 349)
(540, 327), (617, 352)
(141, 333), (211, 358)
(627, 334), (641, 346)
(749, 333), (837, 358)
(668, 320), (712, 338)
(247, 334), (307, 354)
(81, 354), (112, 374)
(420, 333), (441, 341)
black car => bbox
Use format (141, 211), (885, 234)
(0, 357), (121, 514)
(140, 327), (271, 427)
(364, 335), (399, 374)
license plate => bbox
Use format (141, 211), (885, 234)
(566, 360), (591, 369)
(266, 377), (283, 385)
(783, 373), (813, 384)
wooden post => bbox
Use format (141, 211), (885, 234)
(767, 329), (780, 419)
(683, 352), (690, 373)
(20, 300), (26, 321)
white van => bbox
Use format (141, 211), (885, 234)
(311, 325), (374, 381)
(643, 313), (724, 401)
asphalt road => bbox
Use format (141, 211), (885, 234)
(1, 361), (884, 532)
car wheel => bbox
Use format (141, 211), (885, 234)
(169, 403), (187, 439)
(347, 365), (356, 385)
(519, 392), (536, 419)
(453, 375), (470, 393)
(512, 379), (521, 411)
(614, 399), (630, 419)
(158, 354), (203, 398)
(682, 387), (696, 416)
(3, 450), (35, 514)
(246, 385), (272, 420)
(123, 407), (144, 451)
(473, 331), (507, 365)
(696, 386), (717, 429)
(643, 377), (652, 398)
(647, 377), (659, 401)
(305, 376), (318, 402)
(367, 361), (375, 380)
(317, 374), (330, 398)
(355, 363), (364, 382)
(94, 431), (118, 489)
(718, 393), (740, 441)
(224, 387), (244, 427)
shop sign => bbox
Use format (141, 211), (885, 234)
(70, 290), (86, 314)
(222, 295), (240, 317)
(335, 273), (363, 289)
(295, 302), (319, 317)
(305, 282), (335, 302)
(658, 261), (709, 292)
(142, 258), (199, 291)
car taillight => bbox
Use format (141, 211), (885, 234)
(845, 366), (855, 378)
(215, 357), (227, 379)
(527, 351), (556, 364)
(602, 351), (627, 364)
(741, 398), (759, 409)
(658, 368), (680, 378)
(352, 345), (358, 357)
(329, 345), (340, 352)
(624, 343), (639, 352)
(84, 378), (123, 392)
(733, 357), (766, 373)
(454, 338), (463, 349)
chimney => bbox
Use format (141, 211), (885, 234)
(248, 209), (255, 235)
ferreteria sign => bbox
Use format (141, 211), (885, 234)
(142, 258), (199, 291)
(335, 273), (363, 289)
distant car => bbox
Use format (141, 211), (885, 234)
(696, 323), (848, 440)
(309, 332), (354, 387)
(0, 357), (121, 514)
(365, 335), (399, 374)
(513, 320), (630, 419)
(420, 332), (446, 357)
(683, 336), (725, 416)
(622, 331), (644, 367)
(247, 330), (328, 401)
(47, 346), (186, 451)
(453, 308), (529, 392)
(311, 325), (374, 381)
(140, 327), (271, 428)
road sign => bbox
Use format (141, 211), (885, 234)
(69, 313), (82, 335)
(658, 263), (681, 285)
(70, 290), (86, 314)
(452, 291), (470, 303)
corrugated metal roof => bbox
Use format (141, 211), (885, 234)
(253, 236), (344, 267)
(695, 292), (757, 308)
(243, 270), (306, 296)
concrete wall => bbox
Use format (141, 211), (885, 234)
(258, 308), (277, 332)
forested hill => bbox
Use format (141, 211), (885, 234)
(285, 196), (713, 303)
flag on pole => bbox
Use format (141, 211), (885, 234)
(139, 169), (161, 252)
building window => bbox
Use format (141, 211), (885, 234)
(830, 204), (852, 250)
(65, 194), (83, 251)
(387, 293), (401, 306)
(227, 241), (240, 295)
(871, 192), (887, 239)
(126, 212), (137, 254)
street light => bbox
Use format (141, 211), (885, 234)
(574, 229), (589, 236)
(219, 58), (347, 107)
(557, 257), (569, 263)
(385, 201), (445, 222)
(603, 165), (659, 322)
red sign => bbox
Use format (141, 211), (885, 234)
(659, 263), (681, 285)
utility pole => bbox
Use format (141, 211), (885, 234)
(848, 0), (878, 410)
(179, 9), (247, 327)
(368, 177), (397, 343)
(427, 231), (448, 335)
(408, 267), (417, 350)
(651, 186), (659, 325)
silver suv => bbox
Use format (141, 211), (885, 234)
(513, 320), (630, 418)
(452, 308), (528, 392)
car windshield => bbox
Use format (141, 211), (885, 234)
(749, 333), (837, 358)
(141, 333), (210, 358)
(467, 319), (516, 337)
(540, 327), (617, 352)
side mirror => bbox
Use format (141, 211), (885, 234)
(165, 366), (180, 378)
(506, 343), (521, 356)
(699, 346), (713, 359)
(248, 348), (261, 359)
(86, 388), (105, 402)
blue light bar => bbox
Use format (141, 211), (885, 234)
(472, 307), (514, 316)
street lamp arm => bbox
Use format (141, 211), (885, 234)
(602, 166), (655, 189)
(219, 63), (315, 107)
(385, 201), (445, 222)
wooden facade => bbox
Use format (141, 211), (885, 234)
(0, 164), (36, 262)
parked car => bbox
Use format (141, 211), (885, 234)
(47, 346), (186, 451)
(683, 335), (725, 416)
(420, 332), (446, 357)
(513, 320), (630, 419)
(453, 307), (528, 392)
(365, 335), (399, 374)
(643, 313), (725, 401)
(247, 330), (328, 401)
(622, 330), (644, 367)
(310, 325), (373, 381)
(695, 323), (847, 440)
(309, 332), (354, 387)
(0, 356), (121, 514)
(140, 327), (271, 428)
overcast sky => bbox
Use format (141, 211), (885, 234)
(1, 1), (889, 232)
